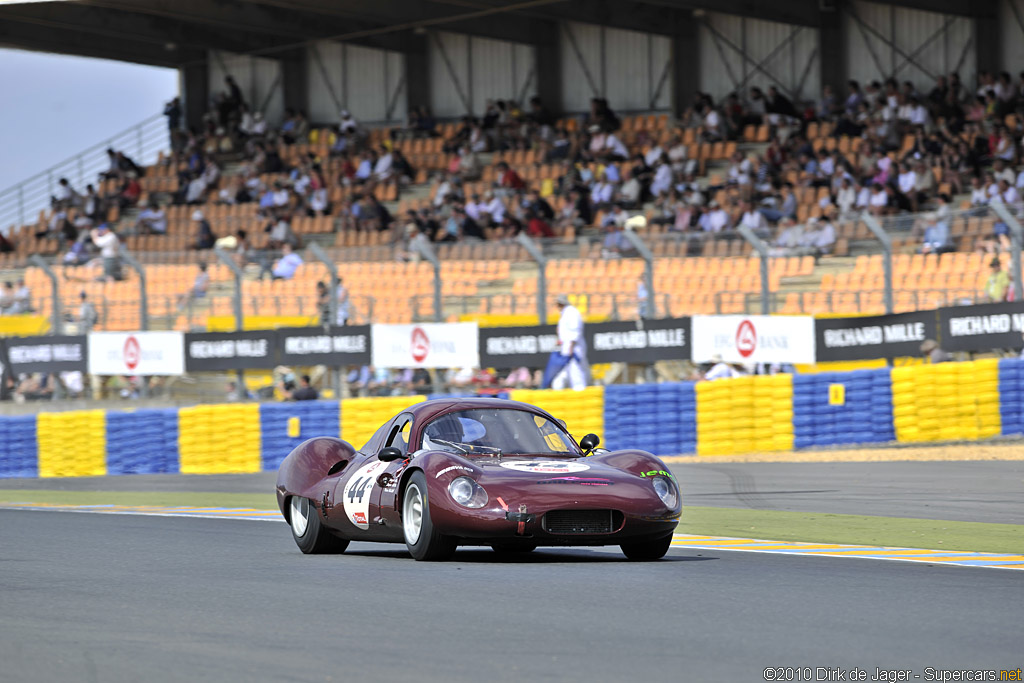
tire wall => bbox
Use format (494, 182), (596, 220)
(0, 360), (1019, 478)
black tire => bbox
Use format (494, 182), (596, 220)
(288, 496), (350, 554)
(620, 533), (673, 561)
(402, 471), (456, 561)
(490, 542), (538, 555)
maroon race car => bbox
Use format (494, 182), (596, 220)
(276, 397), (681, 561)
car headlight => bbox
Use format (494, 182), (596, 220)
(651, 476), (678, 509)
(448, 476), (488, 508)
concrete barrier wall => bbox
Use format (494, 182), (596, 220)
(1, 361), (1020, 478)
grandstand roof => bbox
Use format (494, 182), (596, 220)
(0, 0), (994, 68)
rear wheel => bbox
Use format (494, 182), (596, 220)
(620, 533), (673, 561)
(403, 471), (456, 561)
(289, 496), (350, 554)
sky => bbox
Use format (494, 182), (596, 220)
(0, 48), (180, 191)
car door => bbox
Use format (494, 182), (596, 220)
(371, 414), (415, 537)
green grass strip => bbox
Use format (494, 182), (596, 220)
(678, 506), (1024, 555)
(2, 491), (1021, 554)
(0, 490), (278, 510)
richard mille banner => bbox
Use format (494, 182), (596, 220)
(276, 325), (371, 366)
(478, 324), (559, 369)
(184, 331), (276, 371)
(586, 317), (691, 364)
(938, 302), (1024, 352)
(814, 311), (937, 362)
(2, 335), (88, 373)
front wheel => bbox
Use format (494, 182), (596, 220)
(289, 496), (350, 554)
(620, 533), (673, 561)
(402, 471), (456, 561)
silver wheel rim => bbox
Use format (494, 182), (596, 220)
(403, 483), (424, 545)
(290, 497), (309, 538)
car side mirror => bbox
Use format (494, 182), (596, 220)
(579, 433), (600, 455)
(378, 447), (404, 462)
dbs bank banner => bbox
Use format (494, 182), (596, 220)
(371, 323), (480, 369)
(691, 315), (816, 364)
(88, 331), (186, 375)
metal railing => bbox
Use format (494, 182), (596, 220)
(0, 113), (169, 235)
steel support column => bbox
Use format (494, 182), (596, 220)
(861, 214), (894, 314)
(215, 247), (247, 399)
(413, 238), (443, 322)
(622, 231), (655, 319)
(516, 233), (548, 324)
(736, 227), (772, 315)
(28, 255), (62, 335)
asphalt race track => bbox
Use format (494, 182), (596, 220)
(2, 460), (1022, 681)
(1, 509), (1021, 683)
(3, 460), (1022, 523)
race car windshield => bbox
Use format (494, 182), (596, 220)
(420, 409), (580, 456)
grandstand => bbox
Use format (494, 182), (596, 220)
(0, 0), (1020, 336)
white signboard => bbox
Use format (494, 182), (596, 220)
(371, 323), (480, 368)
(88, 331), (186, 375)
(691, 315), (815, 364)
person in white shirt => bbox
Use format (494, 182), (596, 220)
(589, 177), (614, 208)
(271, 243), (303, 280)
(90, 224), (122, 282)
(373, 146), (393, 181)
(649, 159), (673, 198)
(552, 294), (589, 391)
(251, 112), (268, 136)
(771, 218), (804, 256)
(868, 184), (889, 215)
(134, 202), (167, 235)
(705, 202), (730, 232)
(644, 144), (664, 168)
(483, 192), (506, 225)
(336, 278), (350, 325)
(836, 178), (857, 216)
(55, 178), (78, 208)
(995, 179), (1020, 205)
(339, 110), (358, 134)
(739, 201), (766, 234)
(970, 177), (990, 206)
(811, 218), (836, 255)
(704, 355), (739, 381)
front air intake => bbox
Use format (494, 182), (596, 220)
(542, 509), (621, 534)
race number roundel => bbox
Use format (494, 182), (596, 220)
(341, 460), (388, 530)
(736, 320), (757, 358)
(411, 326), (429, 363)
(499, 461), (590, 474)
(123, 335), (141, 370)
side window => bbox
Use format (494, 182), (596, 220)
(385, 417), (413, 453)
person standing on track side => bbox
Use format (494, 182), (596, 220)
(552, 294), (589, 391)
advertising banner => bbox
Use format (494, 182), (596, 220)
(691, 315), (816, 364)
(88, 331), (185, 375)
(184, 331), (277, 371)
(277, 325), (372, 366)
(938, 302), (1024, 352)
(586, 317), (691, 364)
(2, 335), (88, 373)
(815, 311), (937, 362)
(478, 324), (558, 369)
(372, 322), (479, 368)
